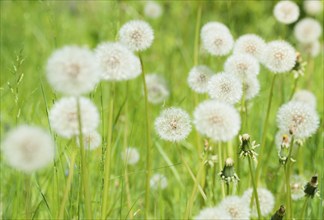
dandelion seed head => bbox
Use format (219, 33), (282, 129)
(304, 0), (323, 15)
(1, 125), (55, 173)
(145, 74), (169, 104)
(243, 76), (260, 100)
(46, 46), (100, 96)
(122, 147), (140, 165)
(242, 188), (275, 217)
(299, 40), (321, 58)
(207, 73), (243, 104)
(194, 207), (232, 220)
(274, 0), (300, 24)
(95, 42), (141, 81)
(154, 107), (192, 142)
(119, 20), (154, 51)
(49, 97), (99, 138)
(294, 18), (322, 44)
(234, 34), (266, 62)
(150, 173), (168, 190)
(201, 22), (234, 56)
(264, 40), (296, 73)
(144, 1), (162, 19)
(219, 196), (250, 219)
(187, 65), (214, 94)
(79, 131), (101, 150)
(277, 101), (319, 138)
(292, 90), (317, 109)
(193, 100), (241, 142)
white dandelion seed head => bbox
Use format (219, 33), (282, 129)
(193, 100), (241, 142)
(122, 147), (140, 165)
(49, 97), (100, 138)
(145, 74), (169, 104)
(304, 0), (323, 15)
(207, 72), (243, 105)
(201, 22), (234, 56)
(154, 107), (192, 142)
(242, 188), (275, 217)
(294, 18), (322, 44)
(233, 34), (266, 62)
(264, 40), (296, 73)
(187, 65), (214, 94)
(219, 196), (250, 219)
(46, 46), (100, 96)
(1, 125), (55, 173)
(95, 42), (142, 81)
(292, 90), (317, 109)
(119, 20), (154, 51)
(273, 0), (300, 24)
(291, 175), (306, 200)
(150, 173), (168, 190)
(194, 207), (232, 220)
(79, 131), (101, 150)
(224, 54), (260, 81)
(243, 76), (260, 100)
(277, 101), (319, 139)
(144, 1), (162, 19)
(299, 40), (321, 58)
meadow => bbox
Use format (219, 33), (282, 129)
(0, 0), (323, 219)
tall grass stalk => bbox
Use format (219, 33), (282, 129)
(300, 196), (310, 219)
(218, 142), (225, 199)
(248, 156), (262, 219)
(285, 135), (295, 219)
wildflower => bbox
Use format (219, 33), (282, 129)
(95, 42), (142, 81)
(46, 46), (100, 96)
(291, 52), (307, 78)
(218, 196), (250, 219)
(122, 147), (140, 165)
(304, 175), (318, 198)
(193, 100), (241, 142)
(119, 20), (154, 51)
(242, 188), (275, 217)
(49, 97), (99, 138)
(79, 131), (101, 150)
(201, 22), (234, 56)
(207, 73), (243, 105)
(194, 207), (231, 220)
(233, 34), (266, 62)
(292, 90), (317, 109)
(276, 101), (319, 139)
(145, 74), (169, 104)
(1, 125), (55, 173)
(238, 134), (259, 160)
(224, 54), (260, 81)
(150, 173), (168, 190)
(219, 158), (240, 183)
(273, 0), (300, 24)
(271, 205), (285, 220)
(243, 76), (260, 100)
(304, 0), (323, 15)
(154, 107), (192, 142)
(291, 175), (306, 200)
(144, 1), (162, 19)
(294, 18), (322, 44)
(187, 65), (214, 94)
(264, 40), (296, 73)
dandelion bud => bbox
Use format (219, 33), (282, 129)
(304, 175), (318, 198)
(271, 205), (285, 220)
(219, 158), (239, 183)
(291, 52), (307, 78)
(239, 134), (259, 159)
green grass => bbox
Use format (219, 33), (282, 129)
(1, 1), (323, 219)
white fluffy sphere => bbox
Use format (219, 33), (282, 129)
(201, 22), (234, 56)
(304, 0), (323, 15)
(95, 42), (142, 81)
(46, 46), (100, 96)
(122, 147), (140, 165)
(154, 107), (192, 142)
(195, 207), (232, 220)
(243, 76), (260, 100)
(150, 173), (168, 190)
(264, 40), (296, 73)
(1, 125), (55, 173)
(292, 90), (317, 109)
(242, 188), (275, 217)
(79, 131), (101, 150)
(294, 18), (322, 43)
(49, 97), (100, 138)
(233, 34), (266, 62)
(299, 40), (321, 57)
(119, 20), (154, 51)
(207, 72), (243, 104)
(144, 1), (162, 19)
(219, 196), (250, 219)
(145, 74), (169, 104)
(291, 175), (307, 200)
(273, 0), (300, 24)
(193, 100), (241, 142)
(187, 65), (214, 94)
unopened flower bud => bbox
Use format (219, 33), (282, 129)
(219, 158), (239, 183)
(271, 205), (285, 220)
(304, 175), (318, 198)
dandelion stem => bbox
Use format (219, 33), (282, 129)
(218, 142), (225, 199)
(76, 98), (92, 219)
(285, 135), (295, 220)
(289, 77), (299, 100)
(139, 54), (152, 219)
(101, 82), (115, 218)
(301, 196), (310, 218)
(58, 149), (77, 219)
(226, 182), (230, 196)
(25, 175), (31, 219)
(256, 74), (277, 184)
(248, 156), (262, 219)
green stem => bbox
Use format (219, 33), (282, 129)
(256, 74), (277, 184)
(25, 175), (31, 219)
(58, 149), (77, 219)
(285, 136), (295, 220)
(218, 142), (225, 199)
(226, 183), (230, 196)
(193, 3), (202, 66)
(289, 77), (299, 100)
(140, 54), (152, 219)
(248, 157), (262, 219)
(76, 98), (92, 219)
(101, 82), (115, 218)
(300, 196), (310, 219)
